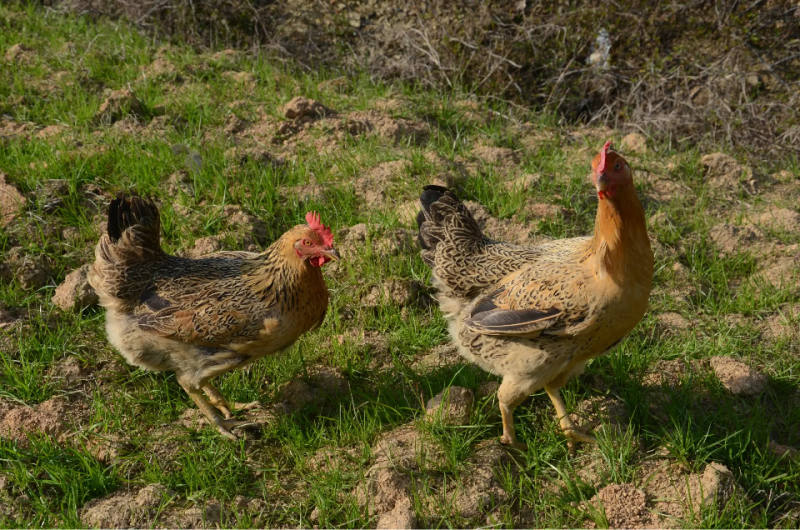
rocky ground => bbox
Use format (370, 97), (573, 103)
(1, 4), (799, 529)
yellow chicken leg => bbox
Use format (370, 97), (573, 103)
(545, 386), (596, 446)
(203, 383), (262, 420)
(203, 383), (234, 419)
(498, 378), (530, 451)
(179, 379), (246, 440)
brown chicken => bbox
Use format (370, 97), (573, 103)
(88, 194), (339, 439)
(417, 142), (653, 449)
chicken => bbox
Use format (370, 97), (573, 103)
(88, 194), (339, 439)
(417, 141), (653, 449)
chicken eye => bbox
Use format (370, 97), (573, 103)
(303, 239), (313, 246)
(614, 163), (621, 170)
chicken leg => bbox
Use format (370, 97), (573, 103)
(498, 378), (531, 451)
(203, 383), (260, 419)
(545, 386), (597, 445)
(178, 378), (247, 440)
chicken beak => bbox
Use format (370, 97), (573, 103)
(595, 172), (610, 199)
(322, 248), (340, 261)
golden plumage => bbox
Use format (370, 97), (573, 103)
(417, 143), (653, 449)
(88, 195), (338, 439)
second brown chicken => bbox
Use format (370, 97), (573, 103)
(417, 141), (653, 449)
(89, 195), (339, 439)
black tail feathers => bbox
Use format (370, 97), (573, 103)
(107, 193), (160, 243)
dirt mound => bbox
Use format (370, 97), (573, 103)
(283, 96), (334, 121)
(446, 441), (516, 520)
(81, 484), (175, 528)
(425, 386), (474, 425)
(471, 145), (518, 166)
(0, 173), (26, 228)
(620, 133), (647, 154)
(346, 111), (428, 146)
(760, 305), (799, 341)
(4, 248), (56, 290)
(463, 201), (538, 243)
(276, 365), (350, 415)
(655, 312), (691, 336)
(51, 264), (98, 311)
(709, 356), (768, 396)
(95, 88), (147, 125)
(708, 223), (767, 255)
(752, 207), (800, 234)
(81, 484), (252, 528)
(362, 280), (422, 308)
(0, 397), (87, 446)
(355, 160), (412, 208)
(642, 359), (692, 389)
(414, 343), (462, 371)
(586, 461), (739, 528)
(61, 0), (798, 159)
(5, 43), (34, 64)
(356, 425), (441, 528)
(589, 483), (652, 528)
(700, 153), (758, 196)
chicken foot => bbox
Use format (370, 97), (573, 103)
(202, 383), (260, 419)
(179, 379), (250, 440)
(545, 386), (597, 450)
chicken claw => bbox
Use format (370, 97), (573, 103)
(545, 386), (597, 451)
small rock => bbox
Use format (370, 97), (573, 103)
(51, 264), (98, 311)
(425, 386), (474, 425)
(709, 356), (768, 396)
(0, 173), (26, 227)
(621, 132), (647, 154)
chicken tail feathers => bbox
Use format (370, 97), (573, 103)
(417, 185), (484, 267)
(89, 193), (164, 308)
(107, 193), (160, 244)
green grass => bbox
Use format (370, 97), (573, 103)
(1, 2), (799, 528)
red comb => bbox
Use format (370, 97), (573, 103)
(597, 140), (612, 173)
(305, 211), (334, 247)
